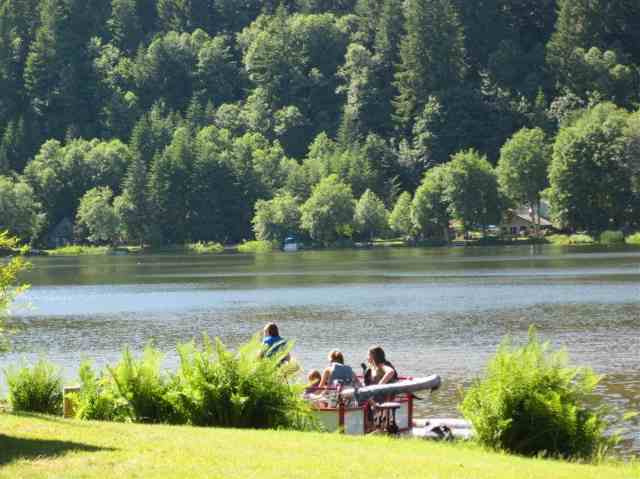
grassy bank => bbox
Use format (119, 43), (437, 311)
(237, 240), (278, 253)
(46, 245), (115, 256)
(0, 414), (637, 479)
(46, 242), (225, 256)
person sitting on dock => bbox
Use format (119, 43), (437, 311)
(318, 350), (361, 388)
(260, 322), (289, 360)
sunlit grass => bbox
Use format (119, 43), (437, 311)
(0, 414), (637, 479)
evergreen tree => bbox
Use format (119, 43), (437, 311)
(147, 127), (194, 244)
(547, 0), (603, 83)
(189, 126), (245, 242)
(109, 0), (145, 54)
(411, 164), (451, 241)
(337, 43), (382, 143)
(389, 191), (413, 238)
(24, 0), (105, 139)
(0, 117), (27, 172)
(114, 154), (149, 245)
(371, 0), (404, 134)
(394, 0), (467, 131)
(157, 0), (214, 34)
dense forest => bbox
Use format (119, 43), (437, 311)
(1, 0), (640, 246)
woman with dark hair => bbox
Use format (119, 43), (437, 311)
(367, 346), (398, 385)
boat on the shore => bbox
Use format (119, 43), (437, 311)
(305, 375), (472, 439)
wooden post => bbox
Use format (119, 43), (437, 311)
(63, 386), (81, 418)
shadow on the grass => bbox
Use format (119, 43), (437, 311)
(0, 434), (113, 465)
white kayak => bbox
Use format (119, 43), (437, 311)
(339, 375), (442, 402)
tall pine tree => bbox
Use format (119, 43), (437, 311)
(394, 0), (467, 132)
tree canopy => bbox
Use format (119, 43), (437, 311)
(2, 0), (640, 245)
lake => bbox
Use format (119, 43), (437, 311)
(4, 245), (640, 454)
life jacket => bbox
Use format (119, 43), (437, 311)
(264, 337), (287, 358)
(329, 363), (355, 385)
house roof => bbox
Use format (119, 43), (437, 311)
(512, 212), (553, 227)
(504, 200), (554, 227)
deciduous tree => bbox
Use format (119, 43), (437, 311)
(446, 150), (502, 234)
(300, 174), (354, 243)
(354, 189), (388, 240)
(496, 127), (550, 234)
(0, 176), (46, 243)
(548, 103), (633, 232)
(76, 186), (119, 243)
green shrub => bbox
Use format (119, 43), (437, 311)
(547, 234), (595, 245)
(71, 360), (128, 421)
(460, 327), (614, 459)
(167, 335), (315, 430)
(47, 245), (112, 256)
(626, 232), (640, 245)
(107, 345), (176, 423)
(185, 242), (224, 254)
(599, 230), (624, 244)
(547, 234), (571, 245)
(237, 240), (278, 253)
(4, 358), (63, 414)
(569, 233), (595, 244)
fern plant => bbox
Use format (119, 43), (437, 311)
(71, 360), (128, 421)
(168, 335), (315, 430)
(107, 345), (176, 423)
(4, 358), (63, 414)
(461, 327), (614, 459)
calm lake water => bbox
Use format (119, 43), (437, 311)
(4, 245), (640, 454)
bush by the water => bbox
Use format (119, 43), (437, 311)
(626, 233), (640, 245)
(237, 240), (278, 253)
(185, 242), (224, 254)
(547, 234), (595, 246)
(47, 245), (113, 255)
(4, 359), (63, 414)
(72, 360), (128, 421)
(599, 230), (625, 244)
(107, 346), (176, 423)
(460, 327), (614, 459)
(168, 336), (313, 429)
(70, 337), (314, 430)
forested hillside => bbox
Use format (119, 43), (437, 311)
(1, 0), (640, 246)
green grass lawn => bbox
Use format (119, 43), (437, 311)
(0, 414), (637, 479)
